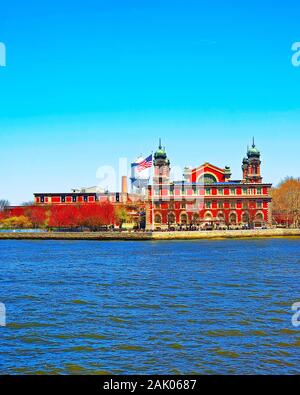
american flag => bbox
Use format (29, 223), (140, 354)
(137, 154), (153, 172)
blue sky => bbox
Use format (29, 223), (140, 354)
(0, 0), (300, 204)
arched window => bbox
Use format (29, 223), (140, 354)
(217, 212), (225, 221)
(198, 173), (217, 184)
(168, 213), (176, 224)
(242, 212), (249, 223)
(229, 212), (237, 224)
(255, 212), (264, 222)
(154, 214), (162, 224)
(204, 212), (213, 221)
(180, 213), (188, 224)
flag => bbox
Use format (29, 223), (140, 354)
(137, 154), (153, 172)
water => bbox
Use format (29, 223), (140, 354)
(0, 238), (300, 375)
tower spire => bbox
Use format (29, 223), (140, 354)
(252, 136), (255, 148)
(159, 138), (162, 149)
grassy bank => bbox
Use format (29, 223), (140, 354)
(0, 229), (300, 241)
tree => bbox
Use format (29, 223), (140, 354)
(22, 201), (35, 206)
(25, 206), (47, 228)
(48, 205), (79, 229)
(0, 200), (9, 212)
(271, 177), (300, 228)
(115, 206), (129, 229)
(0, 216), (32, 229)
(78, 203), (115, 231)
(47, 202), (115, 231)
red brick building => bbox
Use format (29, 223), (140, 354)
(31, 140), (272, 230)
(147, 140), (272, 230)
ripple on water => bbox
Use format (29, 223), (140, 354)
(8, 322), (53, 329)
(109, 316), (128, 323)
(205, 330), (245, 337)
(114, 345), (148, 352)
(212, 348), (240, 359)
(166, 343), (184, 350)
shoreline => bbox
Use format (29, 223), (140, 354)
(0, 229), (300, 241)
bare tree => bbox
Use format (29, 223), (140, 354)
(0, 200), (10, 212)
(22, 201), (34, 206)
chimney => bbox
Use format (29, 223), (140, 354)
(121, 176), (128, 194)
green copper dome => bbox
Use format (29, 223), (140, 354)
(247, 138), (260, 158)
(154, 139), (167, 160)
(154, 139), (170, 166)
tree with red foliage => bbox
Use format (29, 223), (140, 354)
(48, 205), (79, 229)
(78, 202), (115, 230)
(47, 202), (115, 230)
(24, 206), (47, 228)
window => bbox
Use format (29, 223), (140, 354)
(243, 202), (248, 209)
(230, 202), (236, 209)
(256, 201), (262, 209)
(168, 213), (176, 224)
(84, 196), (88, 203)
(205, 201), (211, 209)
(230, 188), (236, 195)
(205, 188), (211, 196)
(181, 202), (186, 209)
(61, 196), (66, 203)
(181, 213), (188, 224)
(257, 187), (262, 195)
(72, 196), (77, 203)
(218, 202), (224, 209)
(242, 188), (247, 195)
(154, 214), (162, 224)
(218, 188), (224, 195)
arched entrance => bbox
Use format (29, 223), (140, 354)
(167, 212), (176, 225)
(154, 213), (162, 224)
(254, 212), (264, 227)
(180, 213), (188, 225)
(242, 212), (249, 224)
(229, 212), (237, 225)
(192, 213), (200, 225)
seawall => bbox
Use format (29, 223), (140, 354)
(0, 229), (300, 241)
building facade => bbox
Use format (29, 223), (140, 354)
(147, 140), (272, 230)
(33, 140), (272, 230)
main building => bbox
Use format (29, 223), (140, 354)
(147, 139), (272, 230)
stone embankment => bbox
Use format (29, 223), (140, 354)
(0, 229), (300, 241)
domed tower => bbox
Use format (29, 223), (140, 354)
(242, 138), (262, 183)
(153, 139), (170, 184)
(242, 156), (249, 181)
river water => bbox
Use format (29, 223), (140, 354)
(0, 238), (300, 374)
